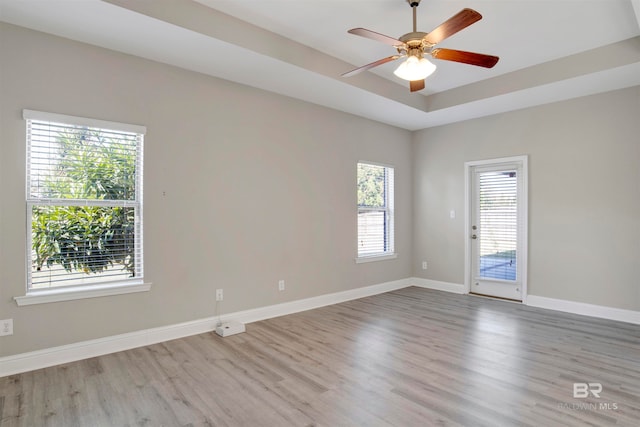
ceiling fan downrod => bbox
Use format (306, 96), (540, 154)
(410, 1), (420, 32)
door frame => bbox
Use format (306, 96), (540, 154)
(464, 155), (528, 303)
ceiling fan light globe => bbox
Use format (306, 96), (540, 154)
(393, 56), (436, 81)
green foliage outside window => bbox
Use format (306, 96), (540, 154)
(31, 127), (137, 276)
(357, 163), (385, 208)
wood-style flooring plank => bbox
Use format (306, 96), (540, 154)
(1, 287), (639, 426)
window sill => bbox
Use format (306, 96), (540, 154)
(355, 253), (398, 264)
(14, 281), (151, 306)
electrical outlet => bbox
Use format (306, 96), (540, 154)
(0, 319), (13, 336)
(422, 261), (428, 270)
(215, 289), (223, 301)
(278, 280), (285, 291)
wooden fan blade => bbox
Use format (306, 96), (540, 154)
(410, 80), (425, 92)
(424, 8), (482, 45)
(347, 28), (405, 47)
(342, 55), (402, 77)
(431, 48), (499, 68)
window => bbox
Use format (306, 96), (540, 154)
(357, 162), (395, 260)
(24, 110), (145, 294)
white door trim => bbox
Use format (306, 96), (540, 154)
(464, 156), (528, 303)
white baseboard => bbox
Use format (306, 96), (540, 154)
(230, 277), (413, 324)
(0, 316), (221, 378)
(526, 295), (640, 325)
(411, 277), (466, 294)
(0, 278), (412, 377)
(410, 279), (640, 325)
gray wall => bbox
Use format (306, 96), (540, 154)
(413, 86), (640, 311)
(0, 23), (413, 357)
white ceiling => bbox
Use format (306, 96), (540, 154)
(1, 0), (639, 130)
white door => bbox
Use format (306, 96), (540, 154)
(466, 157), (527, 301)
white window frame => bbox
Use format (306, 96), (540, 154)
(356, 161), (397, 263)
(15, 110), (150, 306)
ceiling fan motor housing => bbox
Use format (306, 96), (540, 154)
(398, 32), (432, 58)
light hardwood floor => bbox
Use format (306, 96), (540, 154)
(1, 287), (639, 426)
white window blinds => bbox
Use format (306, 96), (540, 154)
(25, 110), (145, 290)
(478, 170), (517, 281)
(357, 162), (395, 258)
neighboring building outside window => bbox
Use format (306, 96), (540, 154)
(24, 110), (145, 293)
(357, 162), (395, 260)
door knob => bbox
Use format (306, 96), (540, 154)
(471, 234), (477, 239)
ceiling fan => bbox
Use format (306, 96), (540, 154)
(342, 0), (499, 92)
